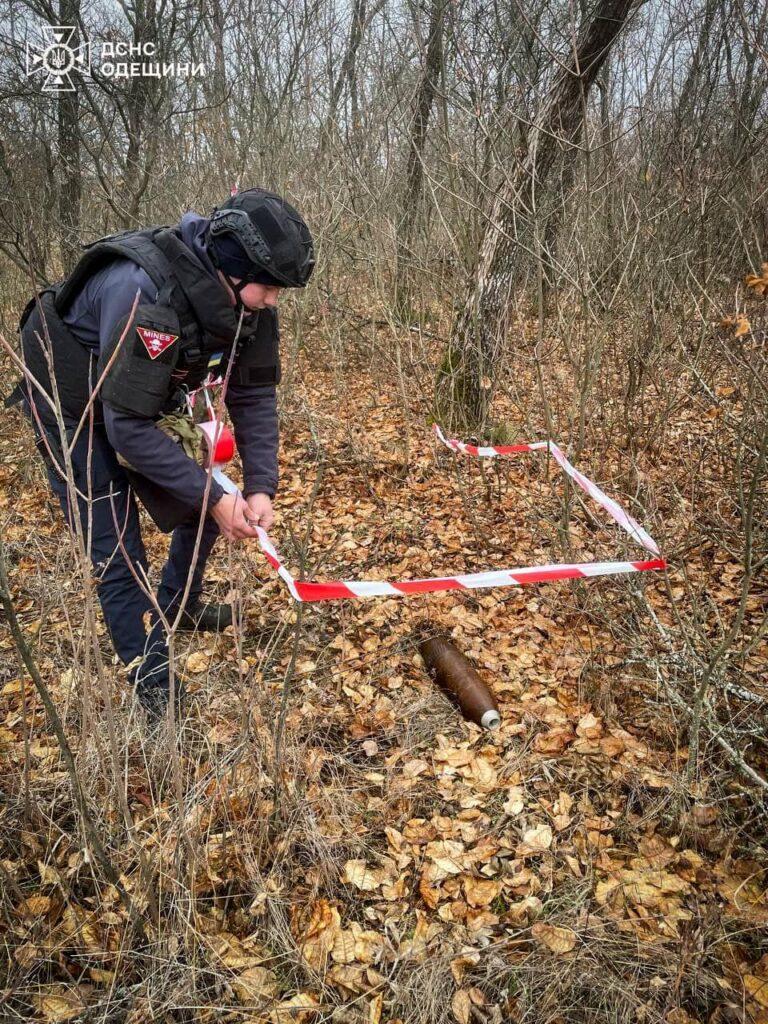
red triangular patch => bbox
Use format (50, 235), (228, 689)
(136, 325), (179, 360)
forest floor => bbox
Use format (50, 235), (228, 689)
(1, 319), (767, 1024)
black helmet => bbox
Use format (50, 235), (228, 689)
(207, 187), (315, 290)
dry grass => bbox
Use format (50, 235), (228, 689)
(1, 286), (767, 1024)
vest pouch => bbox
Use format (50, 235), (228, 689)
(98, 303), (181, 418)
(231, 308), (282, 386)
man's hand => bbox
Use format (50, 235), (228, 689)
(245, 492), (274, 530)
(211, 492), (260, 540)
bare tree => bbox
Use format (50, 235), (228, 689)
(394, 0), (446, 319)
(436, 0), (639, 432)
(57, 0), (82, 267)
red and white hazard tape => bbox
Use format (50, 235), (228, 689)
(432, 425), (660, 556)
(215, 427), (666, 603)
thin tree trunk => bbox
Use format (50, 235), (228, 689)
(201, 0), (238, 186)
(120, 0), (162, 226)
(436, 0), (638, 433)
(57, 0), (82, 269)
(677, 0), (721, 124)
(395, 0), (446, 320)
(321, 0), (369, 152)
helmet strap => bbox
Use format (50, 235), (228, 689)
(222, 272), (261, 328)
(223, 272), (249, 311)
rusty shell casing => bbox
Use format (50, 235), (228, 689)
(419, 635), (501, 729)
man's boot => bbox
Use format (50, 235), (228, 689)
(175, 601), (233, 633)
(129, 647), (185, 720)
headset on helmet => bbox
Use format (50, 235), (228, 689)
(207, 188), (315, 295)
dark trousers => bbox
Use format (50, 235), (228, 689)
(38, 417), (219, 676)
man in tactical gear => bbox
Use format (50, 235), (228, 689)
(15, 187), (314, 716)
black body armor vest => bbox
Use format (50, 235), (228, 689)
(17, 225), (281, 425)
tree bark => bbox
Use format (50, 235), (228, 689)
(121, 0), (161, 226)
(395, 0), (446, 320)
(57, 0), (82, 269)
(322, 0), (380, 153)
(436, 0), (638, 433)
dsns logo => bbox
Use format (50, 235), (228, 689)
(26, 25), (91, 93)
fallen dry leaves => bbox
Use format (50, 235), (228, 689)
(518, 824), (553, 856)
(531, 922), (578, 954)
(31, 990), (91, 1022)
(1, 324), (766, 1024)
(745, 262), (768, 295)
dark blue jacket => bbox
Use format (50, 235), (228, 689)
(61, 212), (279, 509)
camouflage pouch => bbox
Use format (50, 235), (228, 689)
(115, 410), (203, 471)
